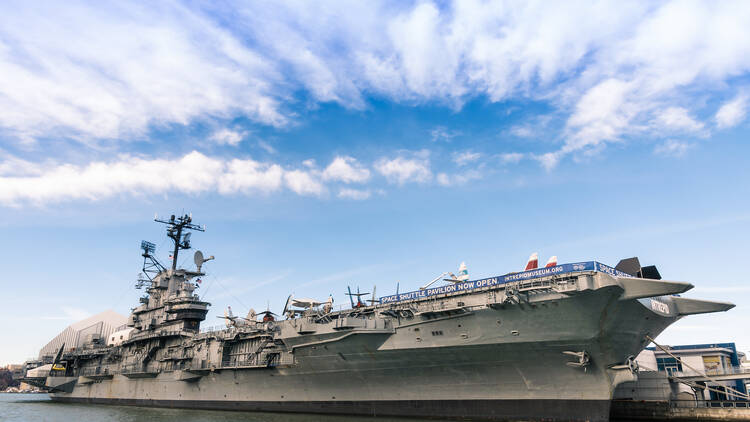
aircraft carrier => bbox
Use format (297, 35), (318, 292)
(24, 214), (735, 421)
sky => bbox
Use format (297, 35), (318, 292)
(1, 0), (749, 365)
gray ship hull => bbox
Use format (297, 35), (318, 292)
(49, 287), (678, 421)
(41, 249), (733, 422)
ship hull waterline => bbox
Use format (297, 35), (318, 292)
(50, 396), (612, 421)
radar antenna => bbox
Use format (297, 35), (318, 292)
(154, 213), (205, 271)
(137, 240), (165, 286)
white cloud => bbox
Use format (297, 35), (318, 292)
(564, 78), (634, 153)
(715, 95), (748, 129)
(654, 139), (691, 157)
(499, 152), (524, 164)
(322, 156), (370, 183)
(548, 2), (750, 166)
(436, 170), (481, 187)
(338, 188), (371, 200)
(0, 151), (330, 205)
(209, 129), (246, 146)
(1, 1), (750, 167)
(219, 159), (284, 194)
(283, 170), (326, 196)
(653, 107), (704, 133)
(0, 2), (285, 143)
(375, 153), (431, 185)
(452, 150), (481, 166)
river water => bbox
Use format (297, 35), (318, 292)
(0, 393), (448, 422)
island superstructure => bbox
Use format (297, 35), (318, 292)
(24, 214), (735, 422)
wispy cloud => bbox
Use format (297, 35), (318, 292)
(499, 152), (524, 165)
(692, 286), (750, 293)
(509, 125), (535, 139)
(715, 95), (748, 129)
(452, 150), (481, 166)
(436, 170), (482, 187)
(38, 306), (92, 321)
(209, 270), (293, 302)
(430, 126), (461, 142)
(338, 188), (371, 200)
(654, 139), (692, 157)
(547, 213), (750, 251)
(257, 140), (276, 154)
(0, 151), (44, 176)
(297, 264), (383, 289)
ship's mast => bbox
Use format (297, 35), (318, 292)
(155, 213), (204, 270)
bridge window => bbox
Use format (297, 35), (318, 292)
(431, 330), (444, 336)
(656, 357), (683, 374)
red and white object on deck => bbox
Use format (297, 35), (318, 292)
(545, 256), (558, 268)
(525, 253), (539, 270)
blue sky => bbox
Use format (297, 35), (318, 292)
(1, 0), (749, 365)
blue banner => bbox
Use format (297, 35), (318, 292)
(379, 261), (630, 304)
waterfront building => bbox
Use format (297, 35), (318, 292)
(36, 310), (127, 360)
(614, 342), (750, 403)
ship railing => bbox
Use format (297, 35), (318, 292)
(120, 363), (156, 374)
(673, 366), (750, 377)
(74, 344), (110, 354)
(670, 399), (750, 409)
(708, 366), (750, 375)
(220, 355), (263, 368)
(78, 366), (110, 377)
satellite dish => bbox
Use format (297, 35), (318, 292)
(194, 250), (204, 271)
(183, 232), (192, 247)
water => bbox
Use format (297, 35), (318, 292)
(0, 394), (446, 422)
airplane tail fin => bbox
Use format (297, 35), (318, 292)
(457, 262), (469, 281)
(525, 253), (539, 271)
(545, 256), (558, 268)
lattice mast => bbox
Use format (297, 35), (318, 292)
(155, 213), (205, 271)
